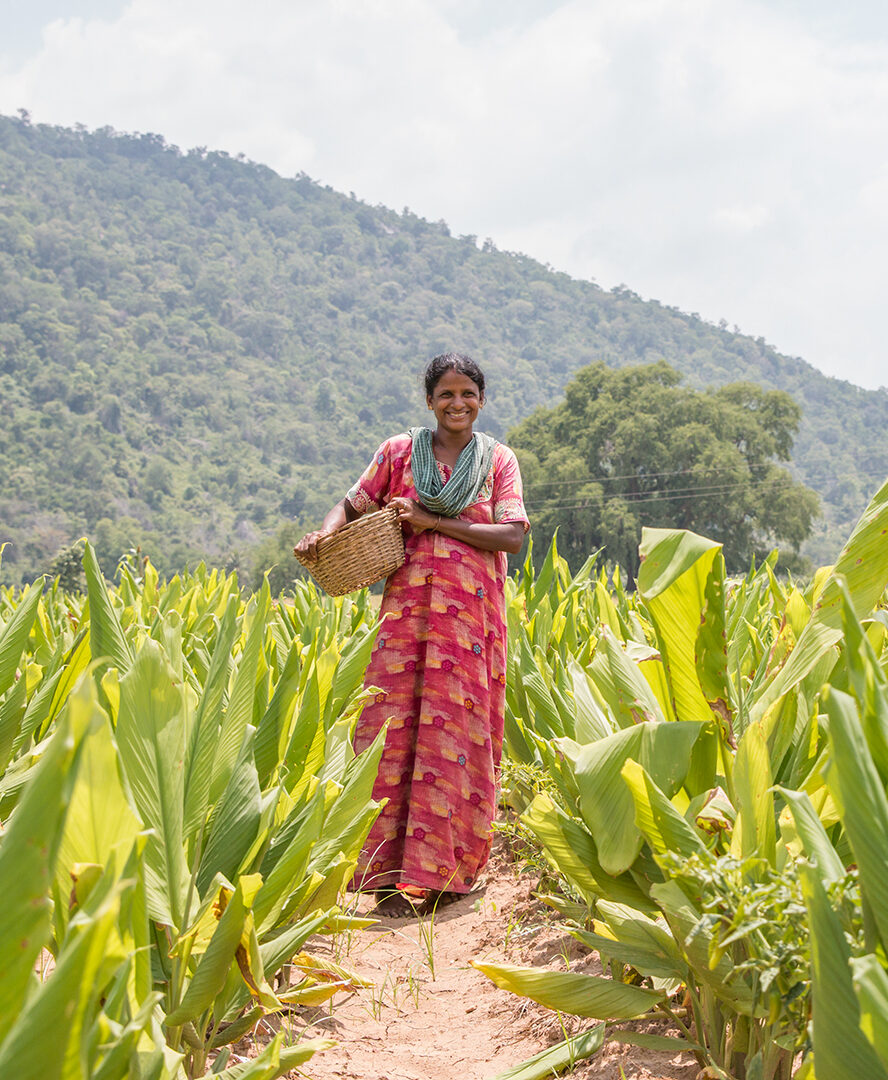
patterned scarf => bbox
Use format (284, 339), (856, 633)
(408, 427), (498, 517)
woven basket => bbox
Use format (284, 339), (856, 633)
(294, 505), (405, 596)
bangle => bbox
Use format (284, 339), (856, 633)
(434, 515), (441, 532)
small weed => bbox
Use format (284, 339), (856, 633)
(362, 971), (397, 1021)
(415, 904), (437, 981)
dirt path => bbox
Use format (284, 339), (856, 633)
(283, 846), (700, 1080)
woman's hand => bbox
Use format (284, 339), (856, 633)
(294, 529), (332, 562)
(390, 497), (440, 535)
(294, 499), (354, 560)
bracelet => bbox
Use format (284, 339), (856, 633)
(434, 515), (441, 532)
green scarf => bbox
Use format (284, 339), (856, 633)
(408, 427), (498, 517)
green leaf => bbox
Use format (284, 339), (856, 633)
(650, 880), (755, 1013)
(0, 712), (80, 1042)
(558, 720), (703, 875)
(851, 955), (888, 1070)
(255, 795), (324, 933)
(253, 633), (302, 788)
(621, 759), (707, 863)
(183, 593), (238, 839)
(837, 577), (888, 786)
(752, 478), (888, 722)
(609, 1030), (701, 1052)
(776, 786), (845, 885)
(0, 882), (126, 1080)
(328, 622), (379, 719)
(54, 683), (141, 925)
(567, 658), (614, 743)
(578, 900), (685, 981)
(799, 862), (888, 1080)
(824, 686), (888, 950)
(211, 1033), (335, 1080)
(491, 1024), (605, 1080)
(165, 874), (262, 1027)
(588, 630), (665, 728)
(472, 961), (663, 1020)
(22, 628), (90, 752)
(258, 910), (331, 976)
(211, 585), (269, 805)
(0, 577), (44, 700)
(83, 541), (132, 674)
(520, 793), (652, 911)
(636, 527), (724, 725)
(197, 728), (262, 896)
(115, 640), (189, 930)
(0, 673), (27, 778)
(731, 723), (776, 869)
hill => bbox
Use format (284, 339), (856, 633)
(0, 113), (885, 583)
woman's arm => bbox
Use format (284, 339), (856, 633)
(294, 498), (359, 560)
(391, 498), (525, 554)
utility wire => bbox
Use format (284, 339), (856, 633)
(525, 464), (888, 491)
(526, 476), (812, 513)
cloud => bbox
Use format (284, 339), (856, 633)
(1, 0), (887, 389)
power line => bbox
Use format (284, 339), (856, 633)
(526, 475), (812, 513)
(525, 464), (888, 491)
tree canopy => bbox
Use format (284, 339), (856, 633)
(511, 361), (820, 575)
(0, 113), (884, 585)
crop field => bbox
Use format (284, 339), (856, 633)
(1, 477), (887, 1080)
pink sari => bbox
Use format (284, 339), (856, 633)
(347, 434), (529, 893)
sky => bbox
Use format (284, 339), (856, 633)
(1, 0), (887, 391)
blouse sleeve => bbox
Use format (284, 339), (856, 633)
(492, 446), (530, 533)
(346, 440), (393, 516)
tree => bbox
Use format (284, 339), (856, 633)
(45, 541), (86, 592)
(510, 361), (820, 576)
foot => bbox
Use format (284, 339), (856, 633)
(414, 890), (463, 916)
(373, 889), (422, 918)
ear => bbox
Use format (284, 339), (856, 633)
(427, 394), (434, 410)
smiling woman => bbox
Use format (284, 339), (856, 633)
(295, 352), (529, 915)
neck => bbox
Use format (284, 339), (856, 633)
(432, 426), (474, 456)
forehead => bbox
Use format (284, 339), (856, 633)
(429, 369), (480, 395)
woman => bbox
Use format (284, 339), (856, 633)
(296, 353), (529, 915)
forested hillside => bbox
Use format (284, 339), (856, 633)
(0, 113), (885, 583)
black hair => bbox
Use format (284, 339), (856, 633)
(424, 352), (486, 398)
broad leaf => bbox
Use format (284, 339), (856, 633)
(824, 686), (888, 951)
(799, 862), (888, 1080)
(115, 640), (189, 930)
(752, 478), (888, 722)
(83, 541), (132, 674)
(851, 955), (888, 1071)
(558, 720), (703, 875)
(491, 1025), (605, 1080)
(0, 576), (44, 700)
(473, 961), (663, 1019)
(0, 712), (80, 1041)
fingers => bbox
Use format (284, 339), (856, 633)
(294, 531), (323, 561)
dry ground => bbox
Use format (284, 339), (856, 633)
(235, 839), (702, 1080)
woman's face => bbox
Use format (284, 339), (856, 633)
(427, 369), (483, 435)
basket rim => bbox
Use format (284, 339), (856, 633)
(293, 505), (405, 595)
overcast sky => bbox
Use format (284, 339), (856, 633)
(2, 0), (886, 390)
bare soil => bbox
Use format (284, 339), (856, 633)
(256, 840), (702, 1080)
